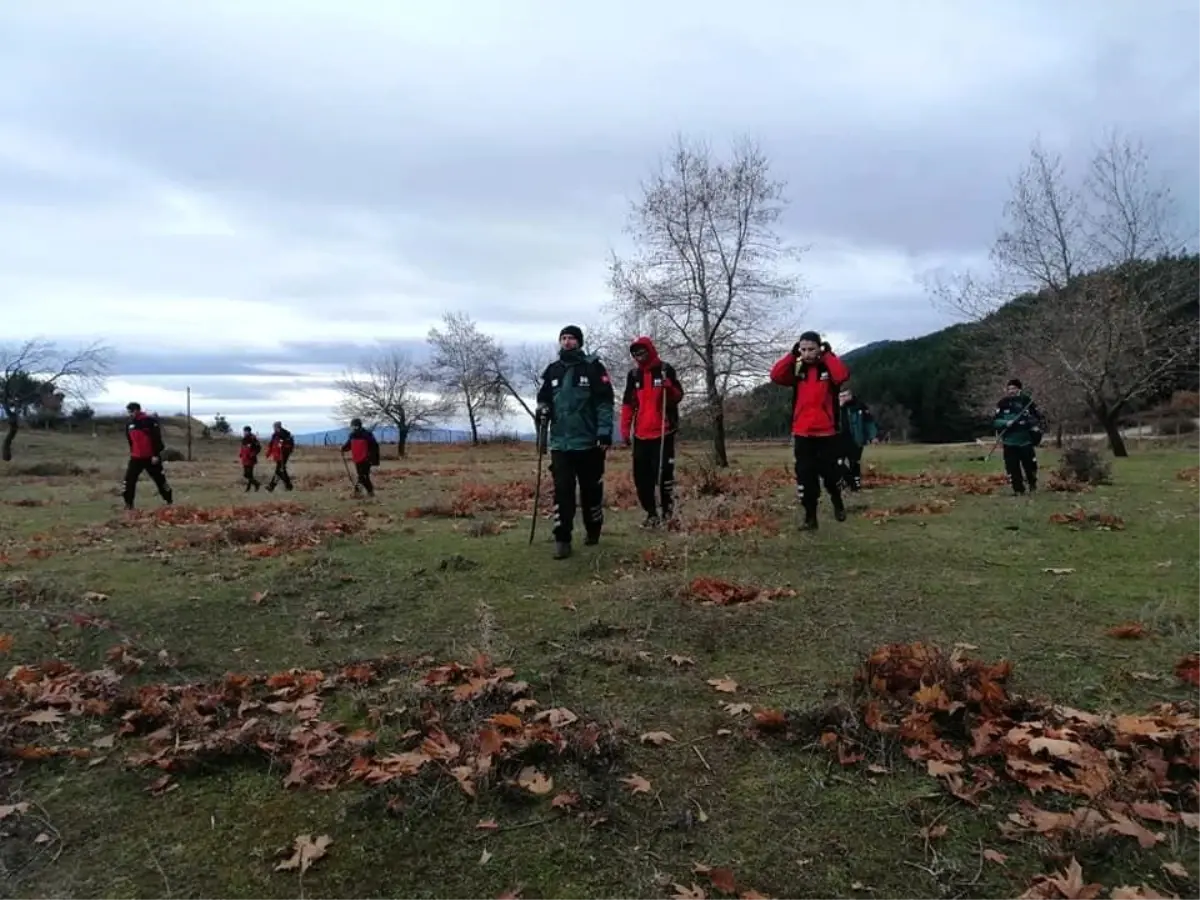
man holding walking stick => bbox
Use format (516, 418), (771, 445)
(620, 336), (684, 528)
(992, 378), (1044, 495)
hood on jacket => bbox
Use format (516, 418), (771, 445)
(629, 336), (662, 369)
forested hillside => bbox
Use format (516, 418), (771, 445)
(685, 254), (1199, 444)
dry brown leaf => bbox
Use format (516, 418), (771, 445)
(479, 848), (492, 865)
(621, 774), (652, 795)
(0, 634), (13, 654)
(91, 733), (116, 749)
(707, 867), (737, 894)
(739, 893), (772, 900)
(81, 591), (109, 603)
(251, 590), (269, 605)
(1161, 862), (1188, 879)
(1110, 888), (1171, 899)
(722, 702), (752, 716)
(983, 849), (1008, 865)
(640, 731), (676, 746)
(550, 791), (580, 809)
(476, 819), (499, 830)
(0, 803), (30, 820)
(515, 766), (554, 795)
(20, 709), (64, 726)
(927, 759), (962, 777)
(919, 824), (948, 840)
(671, 885), (706, 900)
(1106, 622), (1147, 639)
(707, 676), (738, 694)
(275, 833), (332, 874)
(667, 654), (696, 667)
(533, 707), (578, 728)
(1044, 567), (1076, 575)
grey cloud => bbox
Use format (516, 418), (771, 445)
(111, 340), (431, 378)
(1, 0), (1197, 369)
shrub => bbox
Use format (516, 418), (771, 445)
(2, 461), (88, 477)
(162, 448), (186, 462)
(1054, 442), (1112, 486)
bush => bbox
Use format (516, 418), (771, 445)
(1055, 443), (1112, 486)
(162, 448), (186, 462)
(1152, 414), (1198, 436)
(2, 461), (88, 477)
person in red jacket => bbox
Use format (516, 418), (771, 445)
(122, 401), (173, 510)
(239, 426), (262, 492)
(340, 418), (380, 497)
(265, 421), (295, 491)
(620, 336), (684, 527)
(769, 331), (850, 530)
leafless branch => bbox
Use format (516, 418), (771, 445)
(606, 134), (806, 465)
(426, 312), (508, 444)
(332, 350), (451, 456)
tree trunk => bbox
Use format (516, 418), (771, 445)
(396, 428), (408, 458)
(468, 412), (480, 445)
(1, 416), (18, 462)
(1054, 422), (1064, 449)
(702, 361), (728, 467)
(1101, 414), (1129, 457)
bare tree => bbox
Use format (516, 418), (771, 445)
(484, 341), (556, 426)
(929, 131), (1198, 457)
(608, 135), (805, 467)
(333, 350), (452, 457)
(0, 339), (111, 462)
(425, 312), (507, 445)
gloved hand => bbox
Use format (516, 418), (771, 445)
(597, 435), (612, 447)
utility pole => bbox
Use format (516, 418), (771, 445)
(186, 386), (193, 462)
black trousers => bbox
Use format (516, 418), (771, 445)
(840, 442), (864, 490)
(793, 435), (843, 514)
(242, 464), (259, 488)
(1002, 444), (1038, 493)
(632, 433), (676, 518)
(267, 458), (293, 490)
(550, 447), (605, 542)
(354, 461), (374, 495)
(123, 458), (172, 508)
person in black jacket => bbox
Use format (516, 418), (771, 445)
(341, 418), (380, 497)
(265, 421), (295, 491)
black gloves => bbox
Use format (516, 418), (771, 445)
(597, 435), (612, 447)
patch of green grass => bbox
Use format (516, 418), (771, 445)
(1, 434), (1197, 898)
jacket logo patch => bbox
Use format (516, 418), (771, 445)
(819, 371), (830, 380)
(578, 377), (589, 386)
(551, 379), (559, 387)
(652, 378), (663, 387)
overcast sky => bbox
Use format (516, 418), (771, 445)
(3, 1), (1197, 435)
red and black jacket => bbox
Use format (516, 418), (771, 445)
(768, 350), (850, 437)
(266, 428), (294, 463)
(126, 412), (165, 461)
(342, 427), (380, 466)
(239, 434), (261, 466)
(619, 337), (684, 442)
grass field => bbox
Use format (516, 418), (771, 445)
(1, 426), (1197, 899)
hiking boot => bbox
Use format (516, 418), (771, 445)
(553, 541), (572, 560)
(266, 482), (276, 492)
(244, 482), (252, 493)
(640, 514), (660, 529)
(831, 494), (847, 522)
(584, 531), (600, 546)
(798, 511), (818, 531)
(253, 481), (260, 492)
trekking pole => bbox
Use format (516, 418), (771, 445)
(529, 415), (548, 545)
(339, 451), (358, 491)
(983, 394), (1036, 462)
(657, 378), (670, 519)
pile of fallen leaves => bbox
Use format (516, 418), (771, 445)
(1043, 473), (1096, 493)
(1175, 467), (1199, 485)
(861, 469), (1009, 494)
(861, 499), (954, 521)
(788, 642), (1199, 847)
(1049, 508), (1126, 531)
(0, 651), (627, 816)
(681, 577), (796, 607)
(121, 503), (372, 556)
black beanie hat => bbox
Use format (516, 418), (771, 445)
(559, 325), (584, 344)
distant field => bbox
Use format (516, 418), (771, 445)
(0, 429), (1197, 899)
